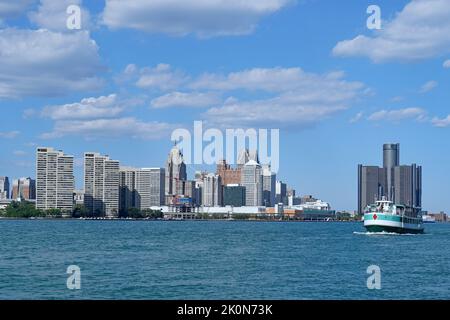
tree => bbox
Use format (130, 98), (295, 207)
(4, 201), (42, 218)
(72, 204), (89, 218)
(46, 208), (62, 218)
(127, 207), (143, 219)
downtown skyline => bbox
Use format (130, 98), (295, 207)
(0, 0), (449, 213)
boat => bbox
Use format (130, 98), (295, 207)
(422, 215), (436, 223)
(363, 198), (424, 234)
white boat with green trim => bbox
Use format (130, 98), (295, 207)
(363, 199), (424, 234)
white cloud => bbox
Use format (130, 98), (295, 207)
(0, 130), (20, 138)
(101, 0), (292, 37)
(0, 28), (104, 98)
(349, 112), (363, 123)
(333, 0), (450, 62)
(28, 0), (91, 31)
(0, 0), (34, 22)
(135, 64), (189, 91)
(41, 117), (176, 140)
(198, 68), (367, 128)
(204, 94), (350, 128)
(444, 60), (450, 68)
(41, 94), (132, 120)
(419, 80), (438, 93)
(151, 92), (220, 109)
(191, 68), (353, 93)
(39, 93), (173, 140)
(432, 115), (450, 127)
(123, 64), (367, 128)
(368, 108), (427, 122)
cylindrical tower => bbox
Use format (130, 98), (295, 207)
(383, 143), (400, 168)
(383, 143), (399, 202)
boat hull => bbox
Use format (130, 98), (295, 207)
(364, 213), (424, 234)
(365, 224), (424, 234)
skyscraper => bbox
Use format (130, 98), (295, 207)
(275, 181), (287, 205)
(357, 143), (422, 214)
(165, 145), (187, 197)
(262, 166), (276, 207)
(223, 185), (246, 207)
(241, 160), (263, 206)
(136, 168), (166, 208)
(84, 152), (120, 217)
(36, 147), (74, 214)
(119, 167), (166, 213)
(0, 176), (9, 200)
(12, 177), (36, 200)
(202, 174), (222, 207)
(216, 160), (242, 185)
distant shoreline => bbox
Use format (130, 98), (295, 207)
(0, 217), (364, 222)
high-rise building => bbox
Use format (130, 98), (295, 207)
(119, 167), (165, 213)
(194, 171), (207, 207)
(84, 152), (120, 217)
(165, 145), (187, 196)
(223, 184), (246, 207)
(182, 180), (196, 204)
(357, 143), (421, 214)
(12, 177), (36, 200)
(36, 147), (74, 214)
(202, 174), (222, 207)
(0, 176), (9, 200)
(241, 160), (263, 206)
(262, 166), (276, 207)
(275, 181), (287, 205)
(119, 166), (136, 214)
(216, 160), (242, 185)
(136, 168), (165, 209)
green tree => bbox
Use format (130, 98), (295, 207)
(127, 207), (143, 219)
(72, 204), (89, 218)
(4, 201), (42, 218)
(46, 208), (62, 218)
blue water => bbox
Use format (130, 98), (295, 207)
(0, 220), (449, 300)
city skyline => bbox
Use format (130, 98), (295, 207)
(1, 0), (449, 212)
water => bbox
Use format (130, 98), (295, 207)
(0, 220), (449, 300)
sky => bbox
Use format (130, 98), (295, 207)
(0, 0), (449, 212)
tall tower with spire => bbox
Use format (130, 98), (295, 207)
(165, 144), (187, 197)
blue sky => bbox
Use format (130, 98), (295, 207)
(0, 0), (449, 212)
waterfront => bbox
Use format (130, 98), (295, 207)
(0, 220), (449, 300)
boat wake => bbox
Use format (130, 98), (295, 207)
(353, 231), (423, 236)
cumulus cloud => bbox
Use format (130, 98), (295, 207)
(40, 94), (174, 140)
(41, 94), (132, 120)
(0, 29), (104, 98)
(368, 108), (427, 122)
(204, 94), (350, 128)
(444, 60), (450, 68)
(28, 0), (91, 31)
(200, 68), (367, 128)
(151, 92), (220, 109)
(122, 64), (367, 128)
(432, 115), (450, 127)
(41, 117), (176, 140)
(419, 80), (438, 93)
(101, 0), (292, 37)
(0, 0), (35, 22)
(333, 0), (450, 62)
(135, 64), (189, 91)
